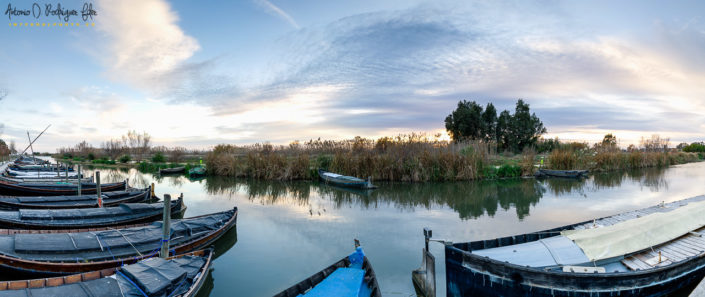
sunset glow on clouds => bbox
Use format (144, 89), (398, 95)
(0, 0), (703, 151)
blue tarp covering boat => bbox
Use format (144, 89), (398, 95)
(274, 245), (381, 297)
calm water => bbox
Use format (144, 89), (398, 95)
(71, 161), (705, 296)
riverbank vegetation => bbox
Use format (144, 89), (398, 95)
(47, 100), (704, 181)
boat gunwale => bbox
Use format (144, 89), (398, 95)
(0, 187), (151, 209)
(272, 255), (382, 297)
(0, 196), (184, 230)
(0, 249), (213, 297)
(0, 207), (237, 274)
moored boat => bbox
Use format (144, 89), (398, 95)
(0, 207), (237, 276)
(441, 195), (705, 297)
(0, 249), (213, 297)
(274, 242), (381, 297)
(0, 196), (184, 229)
(0, 180), (127, 196)
(318, 169), (376, 189)
(160, 166), (185, 174)
(0, 187), (152, 209)
(188, 166), (206, 177)
(535, 168), (588, 178)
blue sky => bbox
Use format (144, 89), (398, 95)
(0, 0), (704, 151)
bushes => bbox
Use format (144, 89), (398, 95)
(119, 155), (131, 163)
(151, 152), (166, 163)
(683, 142), (705, 153)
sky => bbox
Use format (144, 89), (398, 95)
(0, 0), (704, 152)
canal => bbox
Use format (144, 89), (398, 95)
(84, 161), (705, 296)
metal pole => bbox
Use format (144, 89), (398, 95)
(96, 171), (102, 207)
(77, 165), (82, 195)
(160, 194), (172, 258)
(26, 132), (38, 164)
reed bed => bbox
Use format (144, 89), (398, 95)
(206, 134), (494, 181)
(549, 150), (699, 172)
(207, 135), (703, 181)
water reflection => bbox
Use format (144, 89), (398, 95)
(200, 166), (671, 222)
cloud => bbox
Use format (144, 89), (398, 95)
(92, 2), (705, 145)
(253, 0), (300, 29)
(95, 0), (200, 94)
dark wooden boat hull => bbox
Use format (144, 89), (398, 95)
(0, 197), (184, 230)
(0, 181), (127, 196)
(0, 249), (213, 297)
(160, 167), (185, 174)
(0, 188), (151, 209)
(535, 169), (588, 178)
(0, 208), (237, 276)
(446, 220), (705, 297)
(273, 255), (382, 297)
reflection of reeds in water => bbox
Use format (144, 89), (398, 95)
(204, 176), (546, 221)
(541, 178), (589, 197)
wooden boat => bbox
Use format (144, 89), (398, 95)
(5, 168), (80, 178)
(0, 187), (151, 209)
(160, 166), (185, 174)
(274, 243), (381, 297)
(8, 164), (73, 172)
(188, 166), (206, 177)
(0, 207), (237, 276)
(0, 249), (213, 297)
(444, 195), (705, 297)
(0, 196), (183, 229)
(535, 168), (588, 178)
(318, 169), (376, 189)
(0, 180), (127, 196)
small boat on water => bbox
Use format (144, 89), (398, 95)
(0, 249), (213, 297)
(535, 168), (588, 178)
(318, 169), (376, 189)
(0, 196), (184, 229)
(0, 180), (127, 196)
(188, 166), (206, 177)
(0, 187), (152, 209)
(160, 166), (185, 174)
(0, 207), (237, 276)
(274, 241), (381, 297)
(442, 195), (705, 297)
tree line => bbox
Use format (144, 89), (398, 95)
(445, 99), (546, 152)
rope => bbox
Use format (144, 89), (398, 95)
(108, 227), (143, 257)
(90, 232), (104, 251)
(67, 233), (78, 250)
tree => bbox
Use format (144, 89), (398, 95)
(481, 103), (497, 142)
(602, 134), (617, 147)
(508, 100), (546, 152)
(496, 110), (512, 150)
(122, 130), (151, 161)
(445, 100), (484, 141)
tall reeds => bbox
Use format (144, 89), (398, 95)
(205, 134), (493, 181)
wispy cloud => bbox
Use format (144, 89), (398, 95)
(254, 0), (300, 29)
(89, 2), (705, 145)
(95, 0), (200, 94)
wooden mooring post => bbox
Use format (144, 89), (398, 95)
(77, 165), (82, 195)
(95, 171), (102, 207)
(160, 194), (172, 258)
(412, 228), (437, 297)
